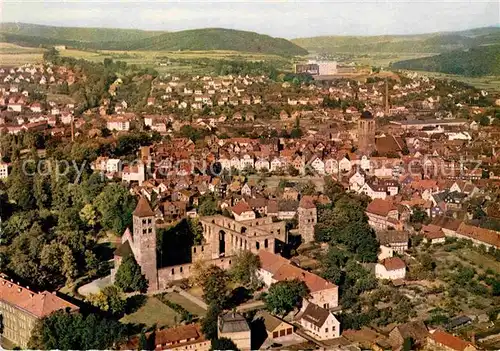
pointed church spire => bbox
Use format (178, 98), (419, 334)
(133, 196), (155, 217)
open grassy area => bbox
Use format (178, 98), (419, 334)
(163, 291), (207, 317)
(348, 52), (436, 68)
(57, 48), (289, 75)
(120, 296), (180, 328)
(0, 42), (43, 66)
(406, 70), (500, 92)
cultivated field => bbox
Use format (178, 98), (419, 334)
(59, 48), (289, 75)
(408, 71), (500, 92)
(0, 42), (44, 66)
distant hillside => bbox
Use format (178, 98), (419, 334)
(391, 45), (500, 76)
(0, 22), (164, 42)
(0, 23), (307, 56)
(113, 28), (308, 56)
(292, 27), (500, 54)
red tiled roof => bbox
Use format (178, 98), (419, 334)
(0, 274), (79, 318)
(259, 251), (336, 292)
(273, 262), (336, 292)
(231, 200), (252, 215)
(366, 198), (397, 217)
(456, 223), (500, 248)
(382, 257), (406, 271)
(258, 250), (289, 275)
(124, 324), (205, 350)
(430, 330), (474, 351)
(133, 196), (155, 217)
(299, 196), (316, 209)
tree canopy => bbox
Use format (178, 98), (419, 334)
(28, 311), (125, 350)
(265, 279), (309, 316)
(114, 255), (148, 293)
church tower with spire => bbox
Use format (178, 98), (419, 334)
(131, 197), (158, 291)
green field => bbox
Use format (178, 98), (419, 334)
(58, 48), (289, 74)
(0, 42), (43, 65)
(164, 291), (207, 316)
(120, 296), (180, 328)
(407, 70), (500, 92)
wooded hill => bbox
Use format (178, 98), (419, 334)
(391, 45), (500, 76)
(0, 23), (308, 56)
(292, 27), (500, 54)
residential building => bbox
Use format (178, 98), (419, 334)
(218, 312), (251, 351)
(253, 310), (294, 343)
(122, 324), (210, 351)
(258, 251), (338, 309)
(0, 274), (79, 348)
(388, 321), (429, 350)
(231, 201), (256, 222)
(0, 162), (8, 179)
(375, 257), (406, 280)
(366, 199), (401, 230)
(106, 116), (131, 131)
(427, 330), (477, 351)
(297, 303), (340, 340)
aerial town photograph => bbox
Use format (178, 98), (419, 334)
(0, 1), (499, 350)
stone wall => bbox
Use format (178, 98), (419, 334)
(157, 256), (234, 290)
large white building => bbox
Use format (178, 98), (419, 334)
(308, 60), (338, 75)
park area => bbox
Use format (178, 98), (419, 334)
(120, 296), (181, 328)
(162, 291), (207, 317)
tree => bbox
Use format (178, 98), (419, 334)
(114, 255), (148, 293)
(410, 207), (429, 225)
(402, 337), (415, 351)
(321, 247), (348, 284)
(265, 280), (309, 316)
(230, 251), (261, 289)
(323, 177), (345, 203)
(85, 285), (126, 316)
(200, 265), (231, 307)
(420, 253), (436, 271)
(94, 183), (136, 234)
(210, 337), (240, 351)
(138, 330), (150, 351)
(201, 303), (222, 341)
(80, 203), (98, 227)
(479, 114), (490, 126)
(198, 194), (219, 216)
(40, 242), (78, 284)
(28, 311), (125, 350)
(6, 163), (35, 210)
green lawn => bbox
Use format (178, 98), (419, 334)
(0, 42), (43, 66)
(407, 70), (500, 92)
(120, 296), (180, 328)
(163, 291), (207, 317)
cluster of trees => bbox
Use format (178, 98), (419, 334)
(1, 160), (137, 289)
(264, 280), (309, 316)
(43, 48), (157, 115)
(192, 252), (260, 344)
(213, 59), (280, 78)
(28, 310), (126, 350)
(315, 179), (378, 263)
(391, 46), (500, 77)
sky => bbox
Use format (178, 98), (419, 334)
(1, 0), (499, 39)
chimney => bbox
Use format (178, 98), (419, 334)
(385, 78), (389, 115)
(71, 115), (74, 142)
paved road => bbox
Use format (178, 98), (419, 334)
(78, 275), (112, 296)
